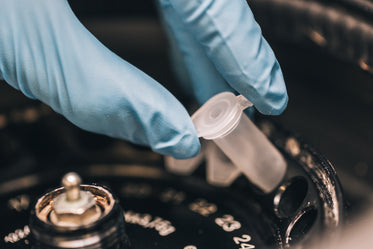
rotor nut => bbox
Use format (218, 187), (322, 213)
(50, 190), (102, 227)
(49, 172), (102, 227)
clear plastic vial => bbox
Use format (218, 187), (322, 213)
(192, 92), (287, 193)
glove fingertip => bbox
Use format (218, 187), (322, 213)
(156, 131), (201, 160)
(254, 93), (288, 116)
(172, 132), (201, 159)
(249, 63), (289, 116)
(271, 93), (289, 115)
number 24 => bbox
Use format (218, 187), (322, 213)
(233, 234), (255, 249)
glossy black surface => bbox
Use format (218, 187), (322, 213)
(0, 102), (344, 248)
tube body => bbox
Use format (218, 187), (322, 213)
(213, 114), (286, 193)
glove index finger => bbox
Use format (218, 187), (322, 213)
(162, 0), (288, 114)
(0, 0), (200, 159)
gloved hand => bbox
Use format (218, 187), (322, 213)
(157, 0), (288, 114)
(0, 0), (200, 159)
(0, 0), (287, 160)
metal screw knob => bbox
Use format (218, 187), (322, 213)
(31, 173), (129, 249)
(62, 172), (82, 202)
(50, 172), (101, 227)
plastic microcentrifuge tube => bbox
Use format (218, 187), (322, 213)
(165, 139), (206, 175)
(206, 141), (241, 187)
(192, 92), (287, 193)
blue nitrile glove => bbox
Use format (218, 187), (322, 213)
(157, 0), (288, 115)
(0, 0), (287, 160)
(0, 0), (199, 159)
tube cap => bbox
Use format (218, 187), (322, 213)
(191, 92), (253, 140)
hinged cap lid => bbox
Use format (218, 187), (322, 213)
(191, 92), (253, 140)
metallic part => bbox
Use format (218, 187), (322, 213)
(35, 185), (112, 228)
(285, 207), (318, 246)
(45, 173), (102, 227)
(50, 191), (101, 227)
(273, 177), (309, 219)
(31, 225), (120, 248)
(31, 183), (129, 249)
(53, 191), (95, 215)
(62, 172), (82, 202)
